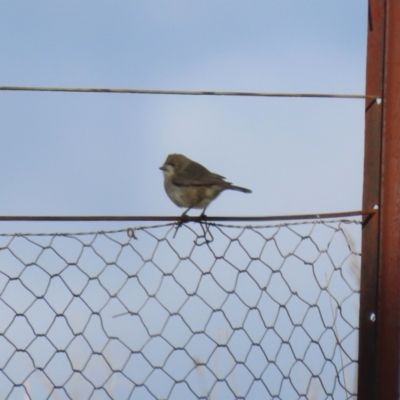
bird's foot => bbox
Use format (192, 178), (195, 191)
(179, 213), (190, 222)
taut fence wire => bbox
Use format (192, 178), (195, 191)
(0, 85), (378, 100)
(0, 218), (361, 399)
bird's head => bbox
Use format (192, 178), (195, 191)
(159, 154), (190, 177)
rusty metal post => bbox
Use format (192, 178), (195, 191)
(359, 0), (400, 398)
(358, 1), (384, 398)
(376, 0), (400, 397)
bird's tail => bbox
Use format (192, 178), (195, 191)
(229, 185), (252, 194)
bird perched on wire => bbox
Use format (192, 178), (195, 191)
(160, 153), (252, 217)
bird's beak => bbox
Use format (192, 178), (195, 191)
(159, 165), (167, 171)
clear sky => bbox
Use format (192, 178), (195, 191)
(0, 1), (367, 233)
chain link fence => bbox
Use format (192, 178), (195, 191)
(0, 219), (361, 399)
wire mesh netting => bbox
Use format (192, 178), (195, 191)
(0, 219), (361, 400)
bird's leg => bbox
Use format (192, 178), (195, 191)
(181, 207), (191, 218)
(179, 207), (191, 224)
(200, 206), (208, 219)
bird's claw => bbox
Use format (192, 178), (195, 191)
(179, 213), (190, 223)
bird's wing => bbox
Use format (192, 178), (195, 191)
(172, 161), (229, 187)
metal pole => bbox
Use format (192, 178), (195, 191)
(358, 0), (385, 397)
(376, 0), (400, 397)
(359, 0), (400, 398)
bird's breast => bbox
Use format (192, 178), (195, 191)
(163, 180), (223, 209)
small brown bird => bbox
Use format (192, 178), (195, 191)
(160, 153), (252, 216)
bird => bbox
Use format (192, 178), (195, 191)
(160, 153), (252, 217)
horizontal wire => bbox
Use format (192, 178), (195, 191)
(0, 210), (375, 222)
(0, 85), (378, 100)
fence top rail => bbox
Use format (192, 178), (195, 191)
(0, 210), (374, 222)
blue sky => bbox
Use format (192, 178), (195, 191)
(0, 1), (368, 230)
